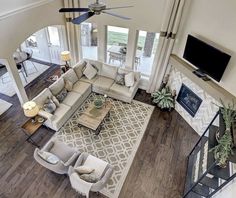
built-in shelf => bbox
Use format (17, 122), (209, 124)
(169, 54), (236, 103)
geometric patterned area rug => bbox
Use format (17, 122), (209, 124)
(55, 93), (154, 198)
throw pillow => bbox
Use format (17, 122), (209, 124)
(79, 172), (99, 183)
(56, 88), (68, 103)
(115, 73), (125, 86)
(125, 72), (135, 87)
(65, 80), (73, 92)
(52, 96), (60, 107)
(43, 98), (57, 114)
(83, 63), (97, 80)
(37, 150), (60, 165)
(75, 166), (95, 174)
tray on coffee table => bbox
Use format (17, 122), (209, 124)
(77, 102), (112, 135)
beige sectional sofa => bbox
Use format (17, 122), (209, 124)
(32, 59), (140, 131)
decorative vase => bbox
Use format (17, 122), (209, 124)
(94, 99), (103, 109)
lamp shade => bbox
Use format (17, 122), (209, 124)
(23, 101), (39, 118)
(61, 51), (71, 62)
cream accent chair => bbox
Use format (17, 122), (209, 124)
(68, 153), (113, 193)
(34, 139), (80, 174)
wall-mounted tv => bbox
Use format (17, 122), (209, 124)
(183, 35), (231, 82)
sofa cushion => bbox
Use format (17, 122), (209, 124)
(73, 81), (91, 94)
(51, 103), (71, 130)
(100, 63), (118, 80)
(62, 91), (82, 107)
(49, 78), (65, 96)
(73, 60), (87, 78)
(33, 88), (53, 108)
(80, 76), (98, 84)
(83, 62), (97, 80)
(63, 69), (79, 85)
(93, 76), (114, 91)
(125, 72), (135, 87)
(110, 83), (132, 98)
(50, 140), (75, 163)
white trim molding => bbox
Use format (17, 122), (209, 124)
(0, 0), (54, 21)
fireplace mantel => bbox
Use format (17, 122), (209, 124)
(169, 54), (236, 103)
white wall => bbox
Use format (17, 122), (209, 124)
(0, 0), (65, 58)
(0, 0), (43, 14)
(172, 0), (236, 197)
(173, 0), (236, 97)
(80, 0), (167, 33)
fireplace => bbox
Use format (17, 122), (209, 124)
(177, 84), (203, 117)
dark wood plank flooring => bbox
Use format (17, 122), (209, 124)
(0, 65), (199, 198)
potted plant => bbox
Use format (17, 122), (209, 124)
(210, 100), (236, 168)
(151, 86), (175, 111)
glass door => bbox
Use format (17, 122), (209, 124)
(106, 26), (129, 67)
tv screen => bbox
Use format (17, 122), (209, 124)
(183, 35), (231, 82)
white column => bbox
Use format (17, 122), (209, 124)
(97, 24), (107, 62)
(125, 28), (138, 70)
(2, 57), (28, 104)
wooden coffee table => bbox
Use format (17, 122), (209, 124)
(78, 102), (112, 135)
(21, 116), (46, 147)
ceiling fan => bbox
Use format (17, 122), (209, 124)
(59, 0), (133, 25)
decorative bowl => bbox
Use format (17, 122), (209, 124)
(94, 99), (103, 109)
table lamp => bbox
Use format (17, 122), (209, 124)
(61, 51), (71, 71)
(23, 101), (39, 123)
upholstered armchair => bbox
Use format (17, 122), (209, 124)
(68, 152), (113, 193)
(34, 139), (80, 174)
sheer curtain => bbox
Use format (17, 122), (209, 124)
(147, 0), (186, 93)
(63, 0), (81, 65)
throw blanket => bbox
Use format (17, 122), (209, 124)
(70, 173), (93, 198)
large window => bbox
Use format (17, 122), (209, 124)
(106, 26), (129, 67)
(135, 31), (159, 76)
(81, 22), (98, 60)
(48, 26), (60, 46)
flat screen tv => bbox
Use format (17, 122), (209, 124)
(183, 35), (231, 82)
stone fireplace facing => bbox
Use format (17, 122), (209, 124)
(168, 67), (219, 136)
(177, 84), (203, 117)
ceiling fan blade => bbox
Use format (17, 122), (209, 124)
(102, 11), (131, 20)
(59, 8), (90, 12)
(72, 12), (95, 25)
(105, 6), (133, 10)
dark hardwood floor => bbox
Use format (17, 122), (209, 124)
(0, 65), (199, 198)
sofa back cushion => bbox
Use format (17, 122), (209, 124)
(101, 63), (118, 80)
(49, 78), (65, 96)
(73, 60), (87, 78)
(33, 88), (53, 108)
(62, 69), (79, 85)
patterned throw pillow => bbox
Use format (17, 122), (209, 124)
(74, 166), (95, 174)
(83, 63), (97, 80)
(115, 73), (125, 86)
(79, 172), (99, 183)
(56, 88), (68, 103)
(43, 98), (57, 114)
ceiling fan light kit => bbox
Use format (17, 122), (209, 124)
(59, 0), (133, 25)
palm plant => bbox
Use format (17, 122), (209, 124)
(151, 86), (175, 110)
(210, 100), (236, 168)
